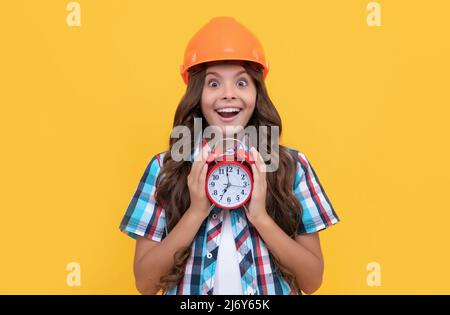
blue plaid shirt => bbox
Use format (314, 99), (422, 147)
(119, 143), (340, 295)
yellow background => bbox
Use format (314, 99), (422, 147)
(1, 0), (449, 294)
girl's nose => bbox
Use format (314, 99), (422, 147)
(221, 82), (237, 100)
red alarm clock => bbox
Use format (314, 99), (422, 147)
(204, 139), (255, 210)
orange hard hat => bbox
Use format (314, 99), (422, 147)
(180, 16), (269, 85)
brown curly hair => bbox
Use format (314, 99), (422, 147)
(153, 61), (304, 295)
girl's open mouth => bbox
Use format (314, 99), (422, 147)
(215, 107), (241, 122)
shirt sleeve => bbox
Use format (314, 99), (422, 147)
(119, 153), (167, 242)
(293, 151), (340, 235)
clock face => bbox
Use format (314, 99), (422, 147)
(206, 161), (253, 210)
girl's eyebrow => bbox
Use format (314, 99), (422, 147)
(205, 70), (248, 78)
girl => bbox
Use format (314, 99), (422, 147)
(119, 16), (340, 295)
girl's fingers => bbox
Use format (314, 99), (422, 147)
(199, 163), (208, 185)
(251, 163), (259, 182)
(250, 147), (257, 163)
(258, 156), (266, 177)
(250, 147), (266, 175)
(192, 145), (209, 179)
(193, 144), (209, 162)
(202, 143), (210, 161)
(256, 150), (266, 172)
(250, 148), (259, 179)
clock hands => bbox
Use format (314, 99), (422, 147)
(219, 168), (233, 202)
(226, 170), (245, 188)
(228, 184), (245, 188)
(218, 167), (246, 203)
(219, 186), (228, 202)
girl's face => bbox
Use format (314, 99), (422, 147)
(200, 63), (257, 136)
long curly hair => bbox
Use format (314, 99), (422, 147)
(153, 61), (304, 294)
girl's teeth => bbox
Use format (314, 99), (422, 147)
(216, 108), (241, 113)
(216, 108), (240, 119)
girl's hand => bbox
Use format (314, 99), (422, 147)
(187, 144), (212, 220)
(245, 147), (269, 225)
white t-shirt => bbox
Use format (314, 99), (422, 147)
(213, 210), (243, 294)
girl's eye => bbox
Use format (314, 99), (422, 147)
(237, 79), (248, 87)
(207, 79), (219, 87)
(206, 78), (248, 88)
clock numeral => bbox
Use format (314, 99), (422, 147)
(213, 190), (217, 195)
(227, 197), (231, 203)
(236, 195), (240, 201)
(213, 175), (219, 180)
(243, 181), (247, 188)
(241, 189), (245, 195)
(219, 168), (224, 175)
(241, 174), (245, 180)
(210, 181), (215, 187)
(227, 166), (233, 173)
(237, 168), (240, 175)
